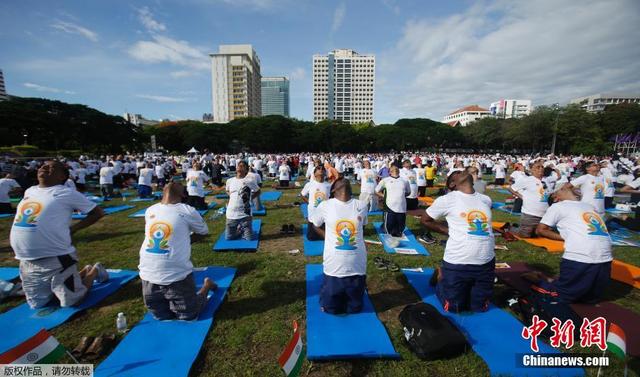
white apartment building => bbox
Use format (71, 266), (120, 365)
(489, 99), (532, 118)
(210, 44), (261, 123)
(570, 93), (640, 113)
(123, 113), (158, 127)
(0, 69), (8, 101)
(313, 49), (375, 124)
(442, 105), (491, 127)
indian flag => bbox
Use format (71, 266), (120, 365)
(0, 329), (66, 364)
(278, 321), (304, 377)
(606, 323), (626, 360)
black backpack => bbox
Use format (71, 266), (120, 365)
(399, 303), (469, 360)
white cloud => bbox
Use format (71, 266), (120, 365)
(331, 3), (346, 33)
(23, 82), (75, 94)
(201, 0), (283, 11)
(136, 94), (193, 103)
(137, 7), (166, 32)
(376, 0), (640, 123)
(381, 0), (400, 15)
(289, 67), (306, 81)
(128, 35), (209, 70)
(50, 20), (98, 42)
(170, 70), (197, 78)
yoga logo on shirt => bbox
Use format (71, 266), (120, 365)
(593, 184), (605, 199)
(538, 186), (549, 202)
(582, 212), (609, 237)
(466, 210), (490, 236)
(313, 191), (326, 207)
(365, 173), (375, 184)
(335, 219), (357, 250)
(408, 175), (416, 184)
(146, 222), (173, 254)
(14, 201), (42, 228)
(187, 176), (197, 187)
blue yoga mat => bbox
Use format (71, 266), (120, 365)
(251, 205), (266, 216)
(72, 205), (134, 219)
(606, 208), (634, 215)
(492, 202), (521, 215)
(260, 191), (282, 201)
(94, 267), (236, 377)
(212, 219), (261, 251)
(128, 208), (148, 218)
(306, 264), (399, 360)
(215, 193), (229, 199)
(496, 188), (511, 195)
(302, 224), (324, 256)
(373, 222), (429, 256)
(0, 214), (13, 219)
(197, 202), (217, 216)
(0, 267), (20, 281)
(130, 197), (157, 202)
(402, 268), (583, 377)
(86, 195), (104, 203)
(0, 269), (138, 354)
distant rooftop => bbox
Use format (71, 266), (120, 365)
(448, 105), (490, 115)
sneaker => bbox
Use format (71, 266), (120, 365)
(419, 233), (436, 245)
(287, 224), (296, 234)
(93, 263), (109, 283)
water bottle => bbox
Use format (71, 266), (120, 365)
(116, 312), (127, 333)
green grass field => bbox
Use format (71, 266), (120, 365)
(0, 179), (638, 377)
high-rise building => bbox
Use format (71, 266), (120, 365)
(442, 105), (491, 127)
(570, 93), (640, 112)
(313, 49), (375, 124)
(261, 77), (289, 117)
(0, 69), (8, 101)
(210, 44), (261, 123)
(489, 99), (532, 118)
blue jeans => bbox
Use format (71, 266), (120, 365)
(225, 217), (253, 241)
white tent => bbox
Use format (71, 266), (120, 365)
(187, 147), (199, 154)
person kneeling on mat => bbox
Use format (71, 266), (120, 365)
(138, 182), (216, 321)
(508, 161), (549, 237)
(310, 178), (368, 314)
(10, 161), (108, 309)
(376, 165), (410, 237)
(421, 170), (495, 313)
(225, 161), (260, 241)
(186, 162), (210, 210)
(301, 166), (331, 241)
(528, 184), (612, 304)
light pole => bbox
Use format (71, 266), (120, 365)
(550, 103), (560, 155)
(23, 132), (28, 145)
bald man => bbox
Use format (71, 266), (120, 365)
(10, 161), (108, 309)
(139, 182), (216, 320)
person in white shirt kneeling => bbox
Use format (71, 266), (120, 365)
(310, 178), (368, 315)
(138, 182), (216, 321)
(421, 170), (496, 313)
(225, 161), (260, 241)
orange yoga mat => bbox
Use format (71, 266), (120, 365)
(418, 196), (434, 205)
(611, 259), (640, 289)
(491, 221), (564, 252)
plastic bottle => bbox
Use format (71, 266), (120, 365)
(116, 312), (127, 333)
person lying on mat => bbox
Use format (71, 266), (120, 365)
(186, 162), (210, 210)
(310, 178), (368, 314)
(225, 160), (260, 241)
(421, 170), (495, 313)
(528, 184), (612, 304)
(508, 161), (549, 238)
(301, 166), (331, 241)
(376, 165), (410, 237)
(138, 182), (216, 321)
(10, 160), (108, 309)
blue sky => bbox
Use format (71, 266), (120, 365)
(1, 0), (639, 123)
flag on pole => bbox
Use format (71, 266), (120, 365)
(606, 323), (626, 360)
(278, 321), (304, 377)
(0, 329), (66, 364)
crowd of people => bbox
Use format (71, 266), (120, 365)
(2, 149), (638, 322)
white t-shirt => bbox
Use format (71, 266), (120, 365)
(138, 203), (208, 285)
(400, 168), (418, 199)
(155, 165), (165, 179)
(510, 170), (526, 183)
(375, 176), (410, 213)
(426, 191), (495, 265)
(570, 174), (606, 214)
(493, 164), (506, 179)
(138, 168), (154, 186)
(10, 185), (96, 260)
(268, 160), (277, 174)
(359, 168), (377, 194)
(64, 179), (76, 190)
(226, 176), (260, 220)
(99, 167), (114, 184)
(278, 165), (291, 180)
(511, 176), (549, 217)
(414, 167), (427, 187)
(0, 178), (20, 203)
(540, 201), (612, 264)
(186, 170), (209, 197)
(310, 198), (368, 277)
(600, 168), (616, 198)
(301, 180), (331, 220)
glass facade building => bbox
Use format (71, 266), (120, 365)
(261, 77), (289, 117)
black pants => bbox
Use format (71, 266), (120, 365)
(307, 222), (325, 241)
(384, 210), (406, 237)
(604, 196), (614, 209)
(418, 186), (426, 197)
(512, 198), (523, 213)
(494, 178), (505, 185)
(426, 179), (434, 188)
(406, 198), (419, 211)
(187, 195), (207, 210)
(0, 202), (14, 214)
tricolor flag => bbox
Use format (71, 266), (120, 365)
(0, 329), (66, 364)
(606, 323), (626, 360)
(278, 321), (304, 377)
